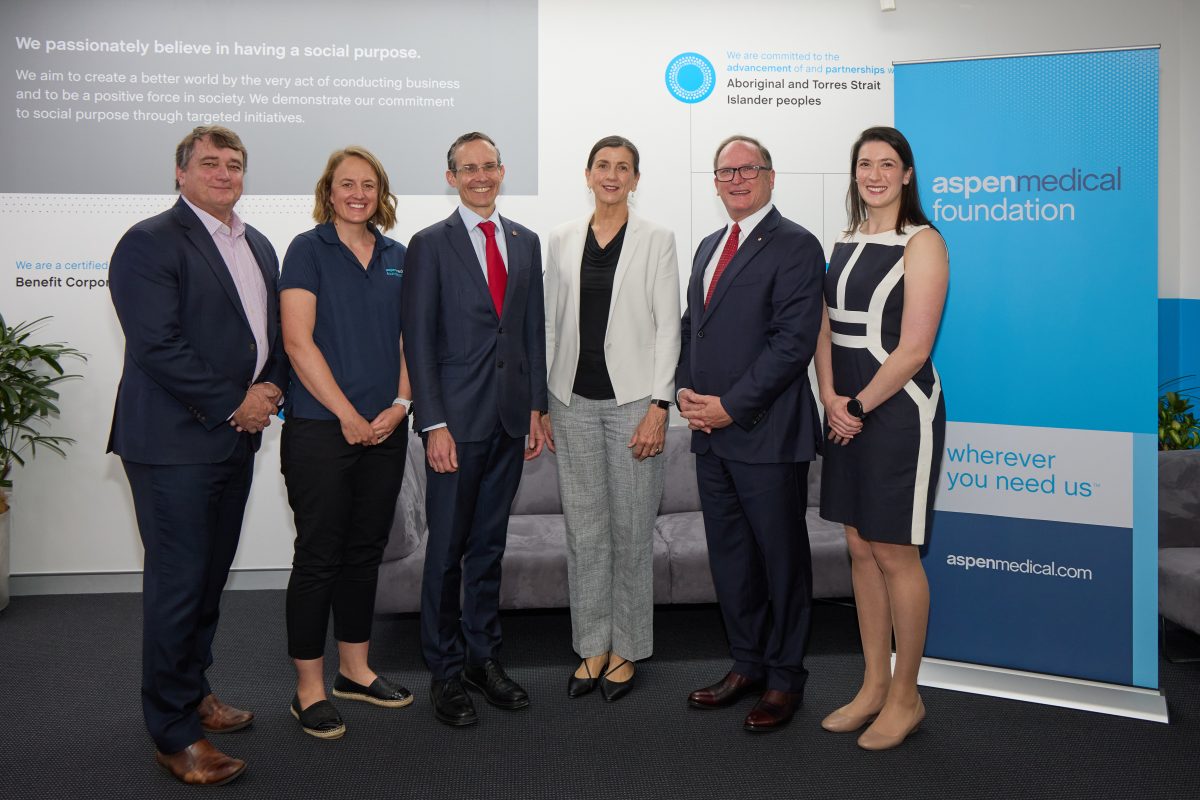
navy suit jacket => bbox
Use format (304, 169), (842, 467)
(107, 197), (287, 464)
(403, 209), (548, 442)
(675, 207), (824, 464)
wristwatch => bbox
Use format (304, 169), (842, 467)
(846, 397), (866, 419)
(651, 399), (671, 410)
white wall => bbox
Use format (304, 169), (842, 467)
(2, 0), (1193, 580)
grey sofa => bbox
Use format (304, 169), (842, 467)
(1159, 450), (1200, 637)
(375, 425), (853, 614)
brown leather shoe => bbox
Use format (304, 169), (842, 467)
(743, 689), (802, 732)
(688, 671), (764, 709)
(198, 693), (254, 733)
(155, 739), (246, 786)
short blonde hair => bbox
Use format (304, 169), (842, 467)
(312, 146), (397, 231)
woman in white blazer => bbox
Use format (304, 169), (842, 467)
(543, 135), (681, 702)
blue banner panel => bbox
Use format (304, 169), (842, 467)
(927, 512), (1131, 684)
(896, 49), (1158, 434)
(897, 48), (1159, 688)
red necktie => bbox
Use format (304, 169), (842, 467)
(704, 222), (740, 308)
(479, 220), (507, 316)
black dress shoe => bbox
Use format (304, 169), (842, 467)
(430, 678), (478, 727)
(743, 689), (802, 732)
(461, 659), (530, 710)
(289, 695), (346, 740)
(567, 658), (607, 699)
(332, 673), (414, 708)
(599, 659), (635, 703)
(688, 671), (765, 709)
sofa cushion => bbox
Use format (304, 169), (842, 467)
(510, 445), (563, 516)
(1159, 450), (1200, 548)
(806, 456), (823, 507)
(658, 427), (701, 514)
(655, 512), (716, 604)
(382, 435), (428, 561)
(808, 511), (853, 599)
(500, 516), (571, 608)
(1160, 547), (1200, 635)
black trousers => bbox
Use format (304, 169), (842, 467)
(122, 436), (254, 753)
(281, 417), (408, 660)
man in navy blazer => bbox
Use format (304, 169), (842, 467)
(402, 132), (548, 727)
(108, 126), (286, 784)
(677, 135), (825, 732)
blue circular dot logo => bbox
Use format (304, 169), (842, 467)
(665, 52), (715, 104)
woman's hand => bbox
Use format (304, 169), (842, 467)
(339, 412), (377, 446)
(823, 394), (863, 446)
(368, 404), (408, 443)
(629, 404), (668, 461)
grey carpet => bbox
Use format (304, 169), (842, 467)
(1, 592), (1198, 799)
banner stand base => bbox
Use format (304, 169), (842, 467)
(910, 655), (1169, 723)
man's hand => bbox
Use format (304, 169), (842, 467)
(525, 411), (546, 461)
(426, 427), (458, 473)
(677, 388), (703, 415)
(230, 385), (277, 434)
(679, 392), (732, 434)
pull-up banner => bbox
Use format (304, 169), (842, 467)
(896, 47), (1159, 688)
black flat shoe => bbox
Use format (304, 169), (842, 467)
(567, 657), (607, 699)
(289, 694), (346, 740)
(600, 659), (635, 703)
(332, 673), (414, 708)
(430, 678), (478, 727)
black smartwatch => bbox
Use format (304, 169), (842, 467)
(651, 399), (671, 410)
(846, 397), (866, 419)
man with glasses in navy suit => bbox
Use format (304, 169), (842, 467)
(677, 135), (825, 733)
(402, 132), (548, 727)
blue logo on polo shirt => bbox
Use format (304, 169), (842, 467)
(385, 268), (403, 278)
(665, 52), (716, 104)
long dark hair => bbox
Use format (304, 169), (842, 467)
(845, 126), (932, 235)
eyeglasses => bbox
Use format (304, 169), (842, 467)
(714, 165), (770, 182)
(455, 162), (501, 176)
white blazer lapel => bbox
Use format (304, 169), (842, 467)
(606, 213), (640, 332)
(565, 218), (588, 346)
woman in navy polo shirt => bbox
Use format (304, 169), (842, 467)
(278, 146), (412, 739)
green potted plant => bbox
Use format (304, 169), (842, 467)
(0, 314), (86, 610)
(1159, 377), (1200, 451)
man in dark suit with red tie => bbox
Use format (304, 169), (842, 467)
(676, 135), (825, 731)
(108, 126), (287, 784)
(402, 132), (548, 727)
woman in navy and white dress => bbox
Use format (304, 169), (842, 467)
(816, 126), (948, 751)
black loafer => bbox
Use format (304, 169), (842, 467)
(332, 673), (414, 708)
(430, 678), (478, 727)
(462, 659), (530, 710)
(290, 695), (346, 740)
